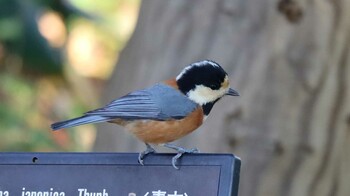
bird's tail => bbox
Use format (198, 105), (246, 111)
(51, 115), (111, 131)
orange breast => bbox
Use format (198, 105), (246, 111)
(121, 107), (204, 144)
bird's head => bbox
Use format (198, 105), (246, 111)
(176, 60), (239, 114)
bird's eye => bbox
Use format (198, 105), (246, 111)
(209, 84), (220, 90)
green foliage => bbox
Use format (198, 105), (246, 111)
(1, 73), (54, 151)
(0, 0), (140, 152)
(0, 0), (94, 151)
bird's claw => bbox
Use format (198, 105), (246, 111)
(138, 153), (146, 165)
(163, 143), (199, 169)
(139, 143), (199, 169)
(171, 152), (183, 170)
(138, 143), (156, 165)
(188, 148), (200, 153)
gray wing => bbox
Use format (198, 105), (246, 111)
(85, 83), (198, 120)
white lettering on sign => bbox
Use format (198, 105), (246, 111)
(77, 189), (108, 196)
(168, 191), (188, 196)
(0, 190), (9, 196)
(21, 187), (65, 196)
(151, 190), (166, 196)
(143, 191), (189, 196)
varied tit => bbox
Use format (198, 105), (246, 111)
(51, 60), (239, 169)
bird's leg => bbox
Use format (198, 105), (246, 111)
(138, 143), (156, 165)
(162, 143), (199, 169)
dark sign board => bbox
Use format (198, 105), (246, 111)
(0, 153), (240, 196)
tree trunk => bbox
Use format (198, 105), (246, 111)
(93, 1), (350, 196)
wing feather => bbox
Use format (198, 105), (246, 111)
(85, 90), (165, 120)
(51, 84), (199, 130)
(85, 84), (198, 120)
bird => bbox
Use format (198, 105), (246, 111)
(51, 60), (239, 169)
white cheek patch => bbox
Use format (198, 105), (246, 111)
(187, 85), (227, 105)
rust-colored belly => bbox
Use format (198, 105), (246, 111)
(114, 107), (203, 144)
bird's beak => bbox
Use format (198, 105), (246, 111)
(226, 88), (240, 96)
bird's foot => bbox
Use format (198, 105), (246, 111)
(138, 143), (156, 165)
(163, 143), (200, 169)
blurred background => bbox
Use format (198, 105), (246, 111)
(0, 0), (140, 151)
(1, 0), (350, 196)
